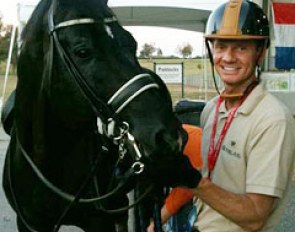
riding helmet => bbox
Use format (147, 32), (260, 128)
(205, 0), (269, 46)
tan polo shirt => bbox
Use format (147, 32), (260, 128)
(195, 82), (295, 232)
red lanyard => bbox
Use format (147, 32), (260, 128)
(207, 86), (256, 179)
(207, 97), (238, 179)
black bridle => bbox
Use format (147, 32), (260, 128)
(46, 0), (158, 199)
(11, 1), (165, 232)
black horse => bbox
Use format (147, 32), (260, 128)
(1, 0), (183, 231)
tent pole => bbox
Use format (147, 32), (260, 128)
(203, 40), (208, 101)
(1, 24), (17, 112)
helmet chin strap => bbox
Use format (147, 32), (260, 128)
(221, 62), (260, 100)
(221, 63), (261, 100)
(255, 64), (262, 82)
(220, 92), (244, 99)
(206, 39), (221, 95)
(220, 80), (259, 100)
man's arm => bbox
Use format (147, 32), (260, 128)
(193, 178), (275, 232)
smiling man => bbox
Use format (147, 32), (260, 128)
(192, 0), (295, 231)
(146, 0), (295, 232)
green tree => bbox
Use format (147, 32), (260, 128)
(139, 43), (156, 58)
(156, 48), (163, 57)
(177, 43), (194, 58)
(0, 16), (18, 71)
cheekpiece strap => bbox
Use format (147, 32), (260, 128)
(108, 74), (159, 114)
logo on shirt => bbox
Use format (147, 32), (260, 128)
(221, 144), (241, 158)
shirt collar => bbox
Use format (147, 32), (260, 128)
(217, 81), (267, 115)
(238, 81), (267, 115)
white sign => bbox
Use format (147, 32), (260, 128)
(290, 73), (295, 91)
(261, 72), (290, 92)
(154, 63), (183, 83)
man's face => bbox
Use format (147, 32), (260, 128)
(212, 40), (262, 88)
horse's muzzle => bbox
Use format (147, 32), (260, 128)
(143, 127), (183, 159)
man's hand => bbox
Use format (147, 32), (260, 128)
(144, 154), (202, 188)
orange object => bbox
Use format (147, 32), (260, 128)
(165, 124), (202, 215)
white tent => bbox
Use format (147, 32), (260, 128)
(111, 6), (210, 32)
(16, 0), (212, 34)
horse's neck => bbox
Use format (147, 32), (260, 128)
(33, 116), (103, 182)
(44, 118), (98, 157)
(24, 104), (98, 164)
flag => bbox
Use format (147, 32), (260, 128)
(272, 2), (295, 70)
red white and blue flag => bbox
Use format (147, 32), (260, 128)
(272, 2), (295, 69)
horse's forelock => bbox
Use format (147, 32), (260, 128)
(21, 0), (51, 44)
(57, 0), (109, 13)
(18, 0), (51, 87)
(51, 0), (113, 26)
(20, 0), (112, 55)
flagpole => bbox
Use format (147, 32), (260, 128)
(263, 0), (270, 71)
(255, 0), (271, 71)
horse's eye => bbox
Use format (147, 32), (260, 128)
(74, 48), (91, 59)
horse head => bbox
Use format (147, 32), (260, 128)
(16, 0), (182, 159)
(5, 0), (184, 230)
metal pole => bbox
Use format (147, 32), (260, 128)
(203, 40), (208, 101)
(254, 0), (271, 71)
(1, 24), (17, 112)
(264, 0), (271, 71)
(182, 62), (184, 98)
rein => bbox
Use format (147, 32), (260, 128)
(12, 123), (154, 232)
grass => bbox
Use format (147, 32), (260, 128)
(166, 83), (217, 104)
(139, 57), (208, 77)
(0, 76), (218, 106)
(0, 61), (16, 75)
(0, 75), (17, 103)
(138, 58), (218, 104)
(0, 61), (17, 102)
(0, 58), (218, 106)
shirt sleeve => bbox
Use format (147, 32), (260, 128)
(165, 187), (194, 215)
(182, 124), (203, 169)
(246, 118), (295, 198)
(164, 124), (202, 215)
